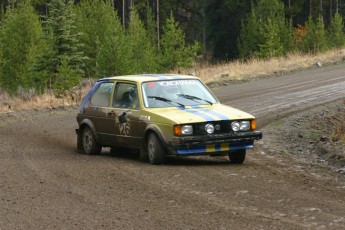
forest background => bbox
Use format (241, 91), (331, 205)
(0, 0), (345, 97)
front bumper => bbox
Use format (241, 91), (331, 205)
(166, 131), (263, 155)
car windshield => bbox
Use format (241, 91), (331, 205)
(142, 79), (218, 108)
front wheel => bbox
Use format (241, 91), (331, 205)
(147, 133), (166, 164)
(228, 149), (246, 164)
(81, 126), (102, 155)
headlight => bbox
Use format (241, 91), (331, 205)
(231, 121), (250, 132)
(240, 121), (250, 131)
(205, 124), (215, 134)
(182, 125), (193, 135)
(174, 125), (193, 136)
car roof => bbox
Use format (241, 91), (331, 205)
(98, 74), (199, 83)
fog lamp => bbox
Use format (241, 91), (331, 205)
(205, 124), (215, 134)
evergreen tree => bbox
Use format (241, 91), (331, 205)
(329, 12), (345, 48)
(238, 5), (261, 59)
(144, 3), (157, 48)
(258, 18), (284, 58)
(303, 16), (328, 53)
(76, 0), (125, 77)
(127, 9), (158, 74)
(238, 0), (293, 59)
(160, 13), (200, 71)
(35, 0), (85, 92)
(54, 56), (79, 97)
(0, 1), (43, 94)
(93, 2), (129, 77)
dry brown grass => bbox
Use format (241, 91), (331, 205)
(0, 79), (94, 113)
(1, 49), (345, 114)
(0, 91), (79, 113)
(180, 49), (345, 83)
(328, 99), (345, 146)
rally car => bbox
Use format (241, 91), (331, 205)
(76, 74), (262, 164)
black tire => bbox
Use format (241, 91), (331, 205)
(147, 133), (166, 164)
(228, 149), (246, 164)
(81, 126), (102, 155)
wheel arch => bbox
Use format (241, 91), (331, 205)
(144, 126), (167, 149)
(140, 125), (167, 160)
(79, 119), (99, 142)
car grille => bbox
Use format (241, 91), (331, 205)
(193, 121), (233, 135)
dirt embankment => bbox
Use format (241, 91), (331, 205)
(264, 99), (345, 174)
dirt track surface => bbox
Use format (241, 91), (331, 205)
(1, 64), (345, 229)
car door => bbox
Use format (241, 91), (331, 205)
(110, 82), (144, 149)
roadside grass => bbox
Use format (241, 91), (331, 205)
(183, 49), (345, 83)
(1, 49), (345, 114)
(0, 79), (94, 113)
(328, 99), (345, 149)
(318, 100), (345, 147)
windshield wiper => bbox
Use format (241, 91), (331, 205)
(148, 96), (185, 108)
(177, 94), (213, 105)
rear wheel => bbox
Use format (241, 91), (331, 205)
(82, 126), (101, 155)
(147, 133), (166, 164)
(228, 149), (246, 164)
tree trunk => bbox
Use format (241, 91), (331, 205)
(336, 0), (338, 13)
(201, 3), (206, 58)
(320, 0), (322, 18)
(130, 0), (134, 21)
(157, 0), (160, 50)
(122, 0), (125, 27)
(329, 0), (333, 23)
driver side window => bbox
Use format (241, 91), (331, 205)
(112, 83), (139, 109)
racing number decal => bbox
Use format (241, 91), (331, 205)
(119, 123), (130, 136)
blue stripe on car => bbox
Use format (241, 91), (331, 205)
(176, 144), (254, 155)
(191, 105), (229, 120)
(215, 144), (221, 152)
(177, 107), (215, 121)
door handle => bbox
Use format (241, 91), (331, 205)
(107, 111), (116, 118)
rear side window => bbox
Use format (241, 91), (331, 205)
(90, 82), (114, 107)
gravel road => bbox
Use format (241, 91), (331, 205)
(1, 64), (345, 229)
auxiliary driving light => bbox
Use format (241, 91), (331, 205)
(205, 124), (215, 134)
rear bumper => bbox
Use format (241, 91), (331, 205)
(166, 131), (262, 155)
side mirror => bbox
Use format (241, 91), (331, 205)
(118, 112), (128, 123)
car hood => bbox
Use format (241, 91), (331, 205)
(143, 104), (255, 124)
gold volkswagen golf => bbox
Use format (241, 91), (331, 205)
(76, 74), (262, 164)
